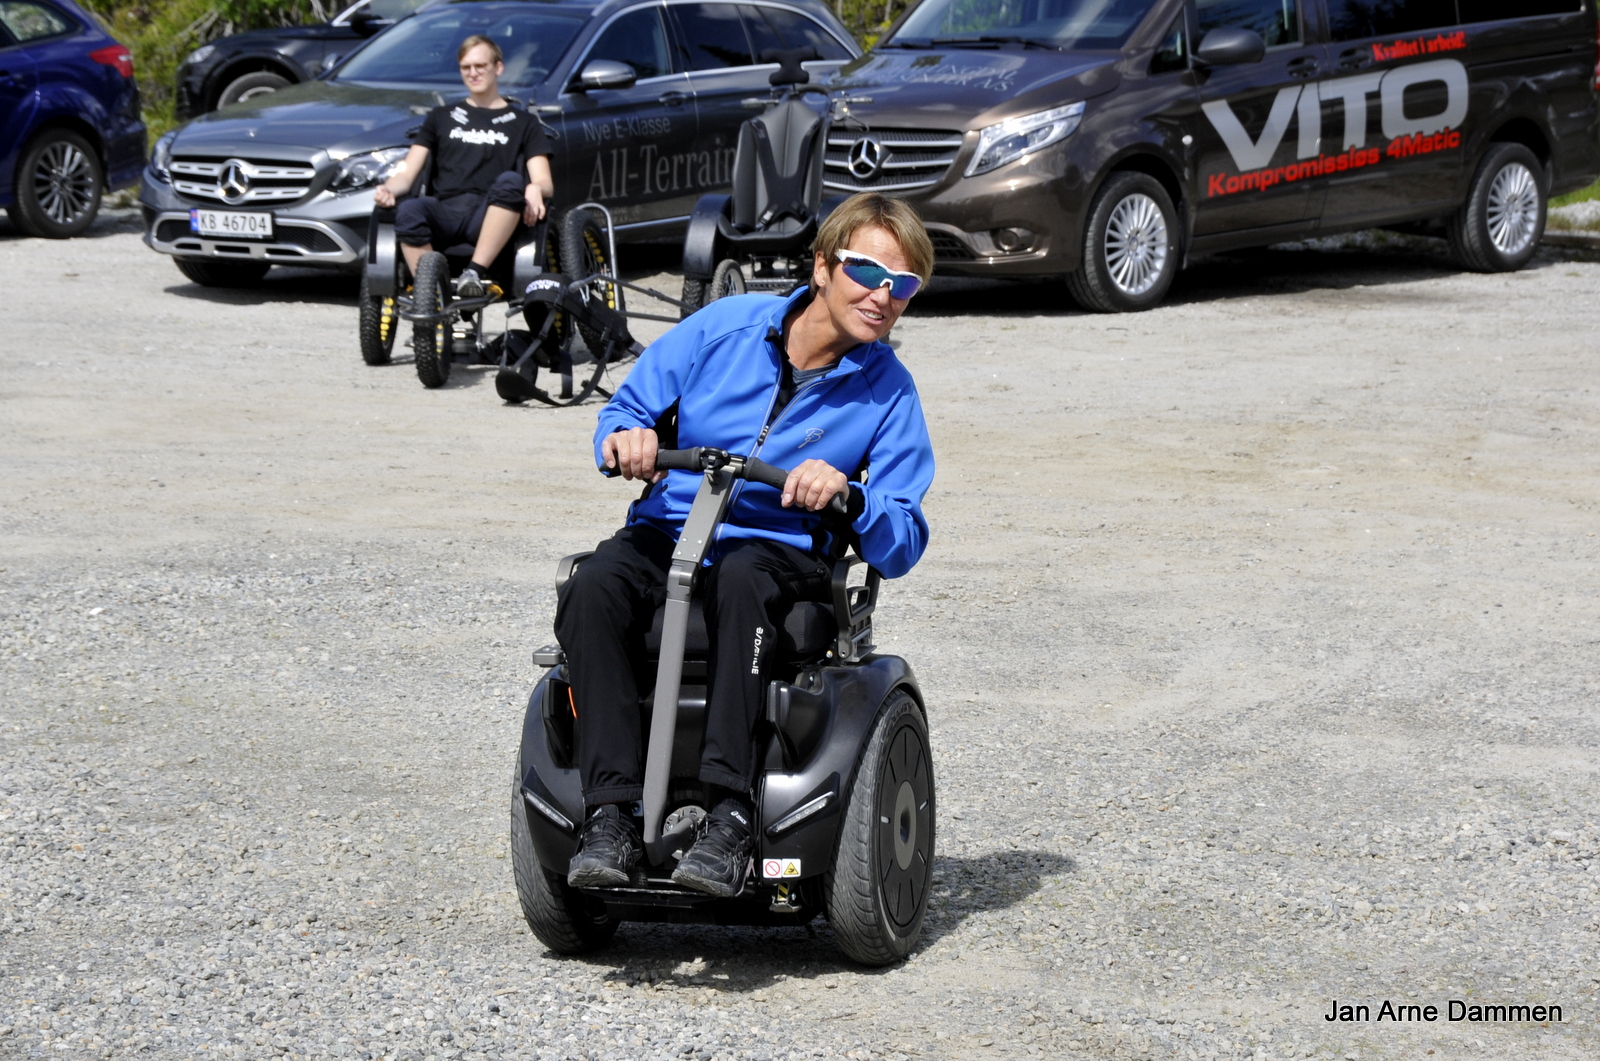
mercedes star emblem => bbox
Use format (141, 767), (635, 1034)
(219, 159), (252, 204)
(847, 136), (884, 181)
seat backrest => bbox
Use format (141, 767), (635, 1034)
(729, 97), (827, 231)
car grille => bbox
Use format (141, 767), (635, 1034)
(276, 226), (341, 254)
(926, 230), (973, 260)
(170, 156), (317, 205)
(824, 129), (964, 194)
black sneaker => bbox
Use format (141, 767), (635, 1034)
(454, 267), (485, 298)
(671, 799), (754, 897)
(567, 804), (640, 888)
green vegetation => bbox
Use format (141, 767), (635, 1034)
(99, 0), (904, 139)
(89, 0), (341, 138)
(1552, 177), (1600, 208)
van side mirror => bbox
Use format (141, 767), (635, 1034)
(1194, 27), (1266, 66)
(573, 60), (637, 92)
(348, 11), (382, 37)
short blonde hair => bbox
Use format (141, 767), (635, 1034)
(814, 192), (934, 283)
(458, 35), (503, 64)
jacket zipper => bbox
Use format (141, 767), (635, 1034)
(718, 373), (832, 543)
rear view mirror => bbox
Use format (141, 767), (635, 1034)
(1195, 27), (1266, 66)
(574, 60), (637, 92)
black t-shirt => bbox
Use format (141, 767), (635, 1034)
(413, 99), (551, 200)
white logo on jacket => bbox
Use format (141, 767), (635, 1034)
(492, 110), (517, 124)
(799, 427), (825, 448)
(450, 106), (468, 124)
(448, 127), (510, 147)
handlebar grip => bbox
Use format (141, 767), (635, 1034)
(654, 448), (704, 471)
(742, 457), (790, 490)
(746, 458), (851, 519)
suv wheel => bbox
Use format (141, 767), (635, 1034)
(1448, 142), (1546, 273)
(1067, 171), (1179, 313)
(217, 71), (290, 110)
(7, 129), (103, 238)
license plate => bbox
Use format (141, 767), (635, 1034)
(189, 208), (273, 239)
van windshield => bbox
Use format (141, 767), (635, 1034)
(885, 0), (1158, 50)
(334, 5), (584, 88)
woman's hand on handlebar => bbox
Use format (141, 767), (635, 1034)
(783, 459), (848, 512)
(602, 427), (663, 482)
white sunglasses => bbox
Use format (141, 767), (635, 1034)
(833, 249), (924, 300)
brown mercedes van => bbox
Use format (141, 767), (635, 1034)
(831, 0), (1600, 310)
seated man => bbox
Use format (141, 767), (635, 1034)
(373, 34), (553, 297)
(558, 192), (937, 897)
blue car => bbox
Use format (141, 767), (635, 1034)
(1, 0), (145, 238)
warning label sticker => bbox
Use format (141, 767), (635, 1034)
(762, 858), (802, 879)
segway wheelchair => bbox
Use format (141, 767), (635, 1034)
(678, 47), (834, 316)
(510, 448), (936, 965)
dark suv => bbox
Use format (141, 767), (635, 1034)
(831, 0), (1600, 310)
(173, 0), (429, 118)
(139, 0), (856, 285)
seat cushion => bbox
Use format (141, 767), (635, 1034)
(645, 598), (835, 662)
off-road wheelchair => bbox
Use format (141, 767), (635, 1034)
(510, 448), (935, 965)
(360, 189), (639, 405)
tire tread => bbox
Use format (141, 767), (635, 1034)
(510, 775), (618, 954)
(412, 252), (451, 388)
(824, 689), (933, 966)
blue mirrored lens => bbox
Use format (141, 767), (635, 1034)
(840, 260), (922, 300)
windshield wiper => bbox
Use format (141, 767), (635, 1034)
(971, 35), (1062, 50)
(884, 34), (1061, 51)
(928, 36), (999, 48)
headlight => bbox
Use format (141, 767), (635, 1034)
(965, 102), (1086, 177)
(150, 131), (177, 182)
(331, 146), (410, 191)
(185, 44), (216, 66)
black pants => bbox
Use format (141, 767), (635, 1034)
(554, 524), (831, 806)
(394, 170), (525, 249)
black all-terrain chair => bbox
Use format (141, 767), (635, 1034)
(679, 47), (831, 316)
(359, 194), (554, 388)
(511, 448), (936, 966)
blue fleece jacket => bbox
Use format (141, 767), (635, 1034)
(594, 289), (935, 578)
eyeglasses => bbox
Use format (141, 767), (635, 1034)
(834, 249), (923, 301)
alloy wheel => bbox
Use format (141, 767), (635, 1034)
(33, 142), (96, 226)
(1104, 193), (1169, 297)
(1485, 162), (1539, 256)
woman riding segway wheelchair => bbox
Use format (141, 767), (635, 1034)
(361, 34), (562, 388)
(510, 192), (939, 965)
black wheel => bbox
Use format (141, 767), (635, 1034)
(510, 777), (618, 953)
(7, 129), (103, 238)
(1066, 171), (1179, 313)
(825, 688), (935, 966)
(1448, 142), (1546, 273)
(558, 208), (622, 355)
(217, 70), (290, 109)
(412, 251), (451, 388)
(708, 259), (747, 303)
(358, 273), (398, 366)
(679, 276), (707, 319)
(173, 257), (271, 287)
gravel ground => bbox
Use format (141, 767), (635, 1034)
(3, 211), (1598, 1061)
